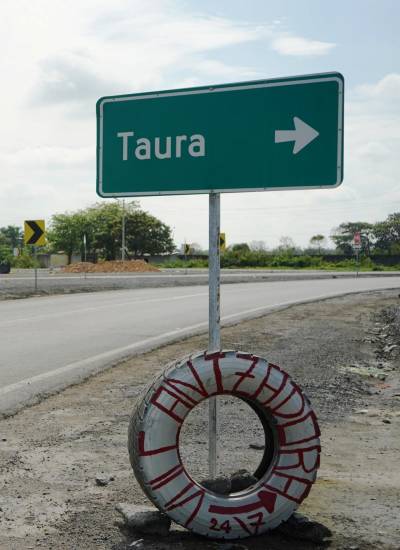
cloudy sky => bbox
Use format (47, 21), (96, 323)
(1, 0), (399, 249)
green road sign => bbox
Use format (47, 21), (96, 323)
(97, 72), (343, 197)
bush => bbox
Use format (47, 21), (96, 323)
(11, 252), (38, 268)
(160, 252), (395, 271)
(0, 244), (12, 263)
(159, 258), (208, 268)
(361, 257), (374, 269)
(221, 249), (273, 268)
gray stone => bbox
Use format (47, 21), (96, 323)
(384, 344), (398, 353)
(276, 512), (332, 543)
(129, 539), (144, 548)
(95, 474), (114, 486)
(249, 443), (265, 450)
(201, 476), (231, 495)
(230, 470), (258, 492)
(115, 503), (171, 536)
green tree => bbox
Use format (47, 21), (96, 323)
(0, 225), (23, 248)
(230, 243), (250, 253)
(331, 222), (374, 256)
(373, 213), (400, 254)
(86, 202), (123, 261)
(48, 202), (174, 263)
(0, 243), (12, 263)
(309, 234), (326, 254)
(47, 211), (87, 264)
(125, 208), (175, 256)
(0, 231), (8, 248)
(275, 236), (297, 255)
(0, 225), (24, 264)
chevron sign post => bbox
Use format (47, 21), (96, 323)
(24, 220), (46, 291)
(24, 220), (46, 246)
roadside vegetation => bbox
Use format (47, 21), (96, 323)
(1, 208), (400, 271)
(165, 214), (400, 270)
(161, 255), (394, 271)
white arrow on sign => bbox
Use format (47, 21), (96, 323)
(275, 117), (319, 155)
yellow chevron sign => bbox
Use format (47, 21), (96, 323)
(219, 232), (226, 252)
(24, 220), (46, 246)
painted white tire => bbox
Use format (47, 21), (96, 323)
(128, 351), (320, 539)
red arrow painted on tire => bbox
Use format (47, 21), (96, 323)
(208, 490), (277, 515)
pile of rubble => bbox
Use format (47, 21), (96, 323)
(373, 305), (400, 361)
(62, 260), (160, 273)
(342, 304), (400, 383)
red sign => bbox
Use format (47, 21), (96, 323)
(354, 232), (361, 246)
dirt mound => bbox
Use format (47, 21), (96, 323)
(63, 260), (160, 273)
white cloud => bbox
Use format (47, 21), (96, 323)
(93, 9), (268, 51)
(22, 6), (271, 115)
(272, 34), (335, 56)
(0, 146), (93, 168)
(356, 73), (400, 101)
(350, 73), (400, 117)
(342, 73), (400, 220)
(31, 56), (123, 106)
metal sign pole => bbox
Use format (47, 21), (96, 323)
(356, 249), (360, 278)
(34, 246), (38, 291)
(208, 192), (220, 478)
(122, 199), (126, 261)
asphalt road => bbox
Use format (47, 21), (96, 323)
(1, 276), (400, 415)
(2, 268), (400, 298)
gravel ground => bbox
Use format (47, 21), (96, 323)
(0, 290), (399, 549)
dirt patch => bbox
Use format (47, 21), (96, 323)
(62, 260), (160, 273)
(0, 291), (399, 549)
